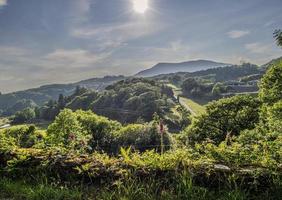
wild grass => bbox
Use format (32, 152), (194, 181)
(1, 172), (281, 200)
(179, 97), (206, 115)
(0, 178), (83, 200)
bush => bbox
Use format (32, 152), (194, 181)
(12, 107), (36, 124)
(184, 95), (261, 144)
(0, 125), (45, 149)
(46, 109), (172, 154)
(46, 109), (92, 152)
(259, 60), (282, 105)
(116, 123), (171, 152)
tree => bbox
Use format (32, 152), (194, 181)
(47, 109), (90, 151)
(73, 86), (88, 96)
(181, 78), (199, 95)
(185, 95), (261, 144)
(212, 83), (226, 96)
(259, 61), (282, 105)
(75, 110), (121, 153)
(170, 75), (182, 85)
(265, 100), (282, 133)
(13, 107), (36, 124)
(58, 94), (66, 109)
(274, 29), (282, 47)
(34, 106), (41, 119)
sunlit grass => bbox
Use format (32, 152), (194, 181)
(0, 178), (83, 200)
(180, 97), (206, 115)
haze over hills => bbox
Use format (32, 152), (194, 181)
(0, 76), (125, 113)
(0, 57), (281, 116)
(135, 60), (231, 77)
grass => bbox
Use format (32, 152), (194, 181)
(171, 106), (181, 117)
(166, 83), (206, 116)
(0, 178), (83, 200)
(1, 175), (279, 200)
(179, 97), (206, 115)
(166, 83), (179, 90)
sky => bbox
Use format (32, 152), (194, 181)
(0, 0), (281, 93)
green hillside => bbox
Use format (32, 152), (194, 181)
(0, 61), (282, 199)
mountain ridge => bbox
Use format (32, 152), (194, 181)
(135, 59), (231, 77)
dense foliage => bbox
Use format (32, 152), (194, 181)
(177, 63), (261, 100)
(46, 109), (171, 154)
(39, 78), (179, 129)
(184, 95), (261, 144)
(90, 78), (175, 123)
(0, 52), (281, 200)
(259, 60), (282, 105)
(0, 76), (124, 116)
(274, 29), (282, 47)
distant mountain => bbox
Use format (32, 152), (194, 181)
(135, 60), (231, 77)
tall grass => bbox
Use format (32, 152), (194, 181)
(1, 175), (281, 200)
(0, 178), (83, 200)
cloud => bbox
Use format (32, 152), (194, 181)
(245, 42), (271, 54)
(71, 21), (165, 49)
(227, 30), (250, 39)
(129, 40), (195, 66)
(0, 46), (114, 93)
(0, 0), (7, 7)
(0, 46), (29, 57)
(44, 48), (111, 68)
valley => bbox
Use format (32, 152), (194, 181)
(0, 1), (281, 199)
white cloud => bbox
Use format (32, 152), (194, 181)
(71, 21), (165, 49)
(0, 0), (7, 7)
(245, 42), (271, 54)
(0, 46), (29, 57)
(44, 49), (111, 68)
(227, 30), (250, 39)
(0, 46), (115, 93)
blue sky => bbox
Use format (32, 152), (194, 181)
(0, 0), (281, 92)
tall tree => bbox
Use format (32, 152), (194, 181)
(259, 61), (282, 105)
(58, 94), (66, 109)
(274, 29), (282, 47)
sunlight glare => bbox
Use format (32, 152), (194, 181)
(133, 0), (149, 14)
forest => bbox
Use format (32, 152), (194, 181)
(0, 30), (281, 199)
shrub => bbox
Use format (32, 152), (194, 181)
(46, 109), (91, 152)
(116, 123), (171, 152)
(184, 95), (261, 144)
(0, 125), (45, 149)
(259, 60), (282, 105)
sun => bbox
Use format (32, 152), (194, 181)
(132, 0), (149, 14)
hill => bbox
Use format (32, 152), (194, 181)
(31, 78), (187, 131)
(261, 56), (282, 69)
(66, 78), (178, 124)
(0, 61), (268, 117)
(0, 76), (125, 115)
(135, 60), (230, 77)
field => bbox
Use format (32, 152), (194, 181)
(179, 97), (206, 115)
(167, 84), (206, 115)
